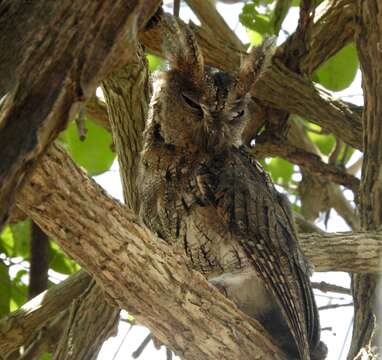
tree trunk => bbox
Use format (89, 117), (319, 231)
(348, 1), (382, 358)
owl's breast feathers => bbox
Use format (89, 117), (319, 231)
(138, 145), (322, 359)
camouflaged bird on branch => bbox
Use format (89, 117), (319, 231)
(138, 13), (327, 360)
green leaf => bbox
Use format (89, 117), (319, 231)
(10, 219), (31, 258)
(264, 157), (294, 185)
(258, 0), (273, 5)
(39, 353), (52, 360)
(49, 242), (80, 275)
(308, 132), (336, 156)
(340, 146), (355, 165)
(314, 43), (359, 91)
(0, 226), (15, 257)
(61, 119), (115, 176)
(10, 269), (28, 309)
(0, 261), (11, 316)
(247, 30), (263, 46)
(239, 4), (273, 35)
(147, 54), (163, 72)
(291, 203), (301, 213)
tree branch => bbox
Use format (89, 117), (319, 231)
(185, 0), (244, 51)
(53, 281), (119, 360)
(101, 44), (150, 212)
(140, 3), (362, 150)
(253, 138), (360, 192)
(0, 270), (91, 357)
(299, 231), (382, 273)
(311, 281), (351, 296)
(16, 143), (284, 360)
(29, 222), (49, 299)
(85, 96), (111, 132)
(254, 60), (362, 150)
(300, 0), (355, 73)
(0, 142), (380, 358)
(349, 1), (382, 358)
(0, 0), (154, 229)
(19, 310), (68, 360)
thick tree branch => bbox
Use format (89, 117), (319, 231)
(0, 0), (155, 229)
(1, 143), (381, 358)
(51, 47), (150, 356)
(102, 45), (150, 212)
(19, 310), (68, 360)
(53, 281), (119, 360)
(349, 2), (382, 358)
(299, 232), (382, 273)
(4, 225), (382, 358)
(300, 0), (355, 73)
(0, 270), (91, 357)
(254, 60), (362, 150)
(17, 144), (284, 360)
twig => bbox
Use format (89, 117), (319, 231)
(318, 302), (353, 311)
(311, 281), (351, 295)
(173, 0), (180, 17)
(75, 107), (87, 141)
(166, 347), (173, 360)
(321, 327), (333, 332)
(112, 323), (134, 360)
(132, 334), (153, 359)
(328, 139), (342, 165)
(185, 0), (243, 51)
(253, 139), (360, 193)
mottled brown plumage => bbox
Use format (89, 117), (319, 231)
(138, 14), (326, 360)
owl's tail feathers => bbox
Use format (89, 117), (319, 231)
(311, 341), (328, 360)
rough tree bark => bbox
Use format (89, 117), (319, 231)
(0, 0), (377, 358)
(16, 144), (285, 360)
(49, 37), (153, 360)
(0, 270), (91, 357)
(102, 45), (150, 212)
(0, 2), (160, 358)
(348, 2), (382, 358)
(53, 281), (119, 360)
(0, 0), (152, 229)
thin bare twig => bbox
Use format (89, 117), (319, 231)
(318, 302), (353, 311)
(312, 281), (351, 295)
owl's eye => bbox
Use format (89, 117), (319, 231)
(182, 93), (203, 114)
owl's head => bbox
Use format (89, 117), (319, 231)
(147, 14), (273, 152)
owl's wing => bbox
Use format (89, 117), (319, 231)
(195, 147), (320, 359)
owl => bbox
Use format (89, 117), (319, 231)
(138, 14), (326, 360)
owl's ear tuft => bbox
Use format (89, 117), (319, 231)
(229, 37), (275, 101)
(162, 13), (204, 83)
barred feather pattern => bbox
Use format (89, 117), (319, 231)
(139, 135), (324, 359)
(138, 18), (326, 360)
